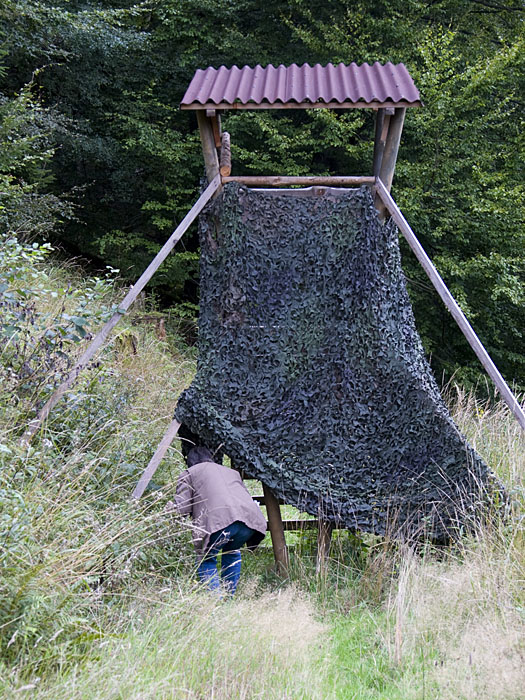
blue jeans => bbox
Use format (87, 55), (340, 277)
(197, 521), (255, 595)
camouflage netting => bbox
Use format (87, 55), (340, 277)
(176, 183), (494, 541)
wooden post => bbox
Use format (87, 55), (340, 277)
(19, 175), (221, 447)
(209, 113), (222, 148)
(132, 419), (181, 499)
(379, 107), (406, 192)
(375, 178), (525, 431)
(262, 483), (289, 575)
(376, 107), (406, 220)
(196, 111), (220, 183)
(316, 520), (333, 576)
(372, 108), (392, 177)
(219, 132), (231, 177)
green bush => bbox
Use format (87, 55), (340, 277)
(0, 234), (117, 413)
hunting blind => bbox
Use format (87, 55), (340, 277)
(22, 63), (525, 575)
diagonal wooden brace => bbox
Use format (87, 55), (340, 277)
(20, 175), (221, 447)
(132, 418), (181, 499)
(375, 177), (525, 431)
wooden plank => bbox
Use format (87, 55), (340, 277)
(375, 178), (525, 431)
(196, 111), (220, 183)
(222, 175), (375, 187)
(19, 175), (221, 447)
(316, 520), (334, 575)
(132, 419), (181, 499)
(373, 108), (391, 213)
(263, 483), (289, 575)
(372, 109), (390, 177)
(252, 494), (287, 506)
(376, 107), (405, 219)
(219, 131), (231, 177)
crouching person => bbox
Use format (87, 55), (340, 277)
(170, 446), (267, 595)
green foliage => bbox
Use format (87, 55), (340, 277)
(0, 83), (73, 239)
(0, 231), (197, 679)
(397, 23), (525, 385)
(0, 234), (116, 412)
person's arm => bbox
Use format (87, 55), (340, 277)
(172, 470), (194, 517)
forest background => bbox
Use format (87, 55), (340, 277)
(1, 0), (524, 388)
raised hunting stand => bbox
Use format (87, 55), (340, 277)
(170, 62), (421, 574)
(21, 63), (525, 576)
(132, 63), (524, 574)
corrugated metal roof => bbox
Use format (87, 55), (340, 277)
(181, 62), (421, 110)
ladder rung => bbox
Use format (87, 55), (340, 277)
(281, 519), (318, 531)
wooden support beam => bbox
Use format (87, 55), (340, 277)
(282, 519), (318, 531)
(222, 175), (375, 187)
(196, 111), (220, 183)
(211, 115), (222, 149)
(316, 520), (334, 575)
(253, 494), (286, 506)
(372, 109), (389, 177)
(132, 419), (181, 499)
(219, 132), (231, 177)
(263, 483), (289, 575)
(376, 107), (406, 219)
(19, 175), (221, 447)
(378, 107), (406, 192)
(375, 178), (525, 431)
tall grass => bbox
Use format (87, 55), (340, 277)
(384, 394), (525, 700)
(15, 586), (329, 700)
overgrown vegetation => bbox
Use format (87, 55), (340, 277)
(0, 241), (523, 698)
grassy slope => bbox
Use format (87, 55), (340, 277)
(0, 255), (524, 699)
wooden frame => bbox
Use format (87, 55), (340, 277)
(378, 107), (406, 192)
(130, 96), (522, 575)
(263, 483), (290, 575)
(196, 111), (220, 183)
(219, 132), (231, 177)
(132, 419), (181, 499)
(373, 106), (406, 218)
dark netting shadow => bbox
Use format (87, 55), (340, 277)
(176, 183), (496, 541)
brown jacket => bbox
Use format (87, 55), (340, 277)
(174, 460), (267, 557)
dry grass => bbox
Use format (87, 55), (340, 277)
(388, 538), (524, 699)
(385, 392), (525, 700)
(19, 585), (329, 700)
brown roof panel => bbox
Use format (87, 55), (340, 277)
(181, 62), (421, 110)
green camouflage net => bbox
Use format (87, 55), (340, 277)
(176, 183), (493, 540)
